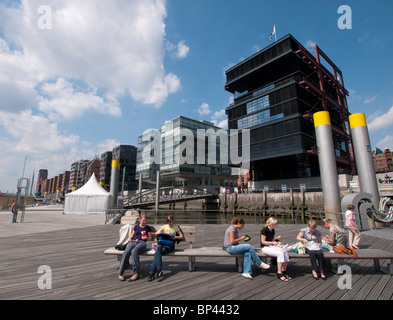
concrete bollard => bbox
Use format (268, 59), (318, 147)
(349, 113), (382, 228)
(110, 160), (120, 209)
(313, 111), (341, 223)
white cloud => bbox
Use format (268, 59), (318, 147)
(38, 78), (121, 120)
(211, 119), (228, 129)
(140, 73), (181, 108)
(166, 40), (190, 59)
(197, 103), (211, 116)
(306, 40), (316, 52)
(0, 0), (188, 191)
(368, 106), (393, 131)
(212, 109), (226, 119)
(175, 40), (190, 59)
(364, 95), (377, 104)
(97, 139), (121, 155)
(376, 135), (393, 150)
(358, 32), (370, 42)
(0, 109), (121, 191)
(0, 110), (79, 154)
(0, 38), (40, 112)
(0, 0), (181, 110)
(209, 109), (227, 129)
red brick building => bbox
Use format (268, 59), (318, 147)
(373, 147), (393, 173)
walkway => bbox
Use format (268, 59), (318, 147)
(0, 206), (392, 300)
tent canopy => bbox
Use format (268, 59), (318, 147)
(64, 174), (110, 214)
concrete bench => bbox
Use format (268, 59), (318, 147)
(319, 249), (393, 275)
(104, 225), (393, 275)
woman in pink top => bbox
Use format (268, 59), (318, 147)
(345, 204), (361, 249)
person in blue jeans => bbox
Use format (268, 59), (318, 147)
(118, 215), (152, 281)
(148, 215), (184, 282)
(224, 217), (270, 279)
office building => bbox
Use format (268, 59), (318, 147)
(100, 151), (113, 191)
(35, 169), (48, 197)
(225, 34), (355, 190)
(68, 158), (100, 192)
(136, 116), (235, 194)
(112, 145), (138, 192)
(99, 145), (138, 193)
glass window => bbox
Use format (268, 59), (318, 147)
(238, 109), (284, 130)
(247, 95), (270, 114)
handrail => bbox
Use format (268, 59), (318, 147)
(106, 197), (393, 227)
(106, 208), (334, 226)
(123, 186), (215, 208)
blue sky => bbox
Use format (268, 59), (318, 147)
(0, 0), (392, 192)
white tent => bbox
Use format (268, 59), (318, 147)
(64, 174), (110, 214)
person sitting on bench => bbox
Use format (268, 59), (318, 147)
(148, 215), (184, 282)
(118, 215), (152, 281)
(224, 217), (270, 279)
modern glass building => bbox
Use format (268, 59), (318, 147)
(136, 116), (235, 194)
(225, 34), (355, 190)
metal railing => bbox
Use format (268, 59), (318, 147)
(106, 196), (393, 228)
(105, 209), (127, 224)
(123, 186), (215, 208)
(106, 208), (331, 226)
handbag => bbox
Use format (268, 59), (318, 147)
(333, 245), (357, 259)
(292, 242), (306, 255)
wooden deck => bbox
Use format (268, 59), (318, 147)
(0, 206), (392, 301)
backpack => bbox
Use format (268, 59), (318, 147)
(115, 224), (134, 250)
(333, 245), (357, 259)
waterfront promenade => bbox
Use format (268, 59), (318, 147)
(0, 206), (392, 300)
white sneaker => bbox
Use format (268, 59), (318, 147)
(258, 262), (270, 270)
(242, 273), (252, 279)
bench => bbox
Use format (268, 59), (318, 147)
(104, 225), (393, 275)
(104, 225), (247, 272)
(258, 249), (393, 275)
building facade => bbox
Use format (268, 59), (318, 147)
(99, 151), (113, 191)
(136, 116), (235, 194)
(111, 145), (138, 192)
(35, 169), (48, 197)
(225, 34), (355, 191)
(38, 170), (70, 201)
(373, 147), (393, 173)
(68, 158), (100, 192)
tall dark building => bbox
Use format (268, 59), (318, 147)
(35, 169), (48, 197)
(112, 145), (138, 192)
(100, 151), (113, 191)
(225, 34), (355, 189)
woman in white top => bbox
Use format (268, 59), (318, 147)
(345, 204), (361, 249)
(260, 218), (291, 281)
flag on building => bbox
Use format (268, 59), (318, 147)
(269, 25), (276, 41)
